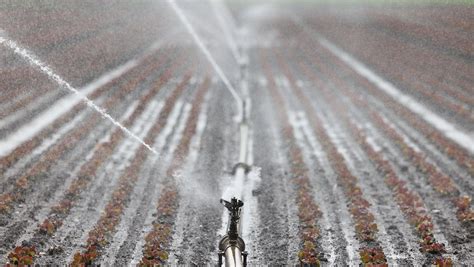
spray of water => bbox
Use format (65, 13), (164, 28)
(209, 0), (241, 63)
(166, 0), (243, 118)
(0, 35), (158, 155)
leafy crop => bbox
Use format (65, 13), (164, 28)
(8, 246), (36, 266)
(139, 77), (209, 265)
(71, 69), (194, 266)
(263, 56), (323, 266)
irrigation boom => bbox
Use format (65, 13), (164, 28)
(165, 1), (252, 264)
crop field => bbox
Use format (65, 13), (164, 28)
(0, 1), (473, 265)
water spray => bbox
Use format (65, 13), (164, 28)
(0, 35), (159, 155)
(166, 0), (244, 121)
(209, 0), (242, 64)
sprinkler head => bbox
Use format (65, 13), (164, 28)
(220, 198), (243, 236)
(220, 198), (243, 220)
(219, 198), (247, 267)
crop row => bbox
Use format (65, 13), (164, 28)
(70, 73), (193, 266)
(302, 17), (469, 87)
(1, 28), (113, 109)
(298, 41), (473, 227)
(0, 52), (163, 217)
(404, 67), (474, 108)
(317, 40), (474, 178)
(45, 17), (159, 86)
(261, 52), (322, 265)
(299, 24), (473, 120)
(0, 67), (51, 106)
(334, 12), (471, 86)
(379, 23), (472, 101)
(0, 77), (55, 121)
(299, 40), (473, 264)
(139, 77), (210, 266)
(301, 55), (453, 264)
(2, 2), (164, 75)
(0, 51), (162, 177)
(364, 41), (474, 108)
(1, 6), (117, 47)
(36, 53), (182, 237)
(17, 14), (125, 52)
(274, 47), (388, 265)
(305, 15), (473, 107)
(367, 111), (474, 225)
(348, 119), (453, 265)
(372, 6), (471, 34)
(329, 29), (473, 123)
(0, 82), (62, 120)
(371, 13), (471, 58)
(370, 59), (473, 122)
(1, 4), (166, 114)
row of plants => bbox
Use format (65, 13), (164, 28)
(381, 63), (472, 123)
(0, 116), (99, 215)
(294, 47), (450, 265)
(367, 111), (474, 225)
(370, 111), (457, 194)
(0, 51), (161, 177)
(139, 77), (210, 266)
(305, 39), (459, 196)
(2, 2), (167, 87)
(320, 20), (473, 119)
(19, 12), (124, 51)
(372, 14), (471, 60)
(307, 39), (473, 264)
(336, 27), (473, 124)
(0, 20), (89, 105)
(70, 73), (193, 266)
(2, 6), (112, 47)
(274, 48), (388, 266)
(312, 67), (455, 263)
(301, 40), (473, 228)
(306, 14), (473, 108)
(348, 118), (452, 265)
(36, 53), (182, 236)
(45, 19), (156, 86)
(0, 53), (163, 215)
(0, 66), (45, 89)
(406, 66), (474, 108)
(1, 81), (63, 120)
(325, 10), (472, 88)
(1, 6), (179, 151)
(0, 67), (52, 110)
(261, 54), (322, 266)
(322, 40), (474, 178)
(318, 40), (474, 226)
(1, 13), (131, 113)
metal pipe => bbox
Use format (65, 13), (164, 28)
(224, 245), (243, 267)
(218, 17), (251, 267)
(239, 120), (248, 163)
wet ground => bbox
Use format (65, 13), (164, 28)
(0, 1), (473, 265)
